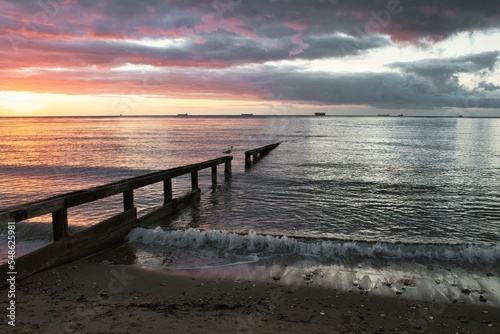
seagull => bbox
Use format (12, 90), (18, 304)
(223, 146), (234, 154)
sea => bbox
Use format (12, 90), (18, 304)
(1, 116), (500, 303)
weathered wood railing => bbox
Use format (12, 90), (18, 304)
(245, 142), (281, 168)
(0, 156), (232, 284)
(1, 140), (282, 284)
(0, 156), (232, 236)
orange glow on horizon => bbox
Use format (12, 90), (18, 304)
(0, 91), (47, 113)
(0, 91), (312, 116)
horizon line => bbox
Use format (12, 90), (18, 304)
(1, 114), (499, 119)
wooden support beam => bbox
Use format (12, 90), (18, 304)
(225, 160), (232, 180)
(191, 171), (199, 189)
(211, 165), (217, 192)
(163, 178), (173, 203)
(123, 190), (134, 211)
(245, 154), (252, 168)
(52, 208), (68, 241)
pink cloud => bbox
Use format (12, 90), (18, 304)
(289, 33), (309, 56)
(196, 14), (257, 39)
(284, 22), (307, 31)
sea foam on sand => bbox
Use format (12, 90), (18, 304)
(121, 228), (500, 308)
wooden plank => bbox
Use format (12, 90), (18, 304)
(0, 156), (232, 224)
(137, 203), (174, 227)
(175, 188), (201, 207)
(137, 189), (200, 227)
(64, 209), (137, 249)
(1, 198), (66, 223)
(0, 209), (137, 286)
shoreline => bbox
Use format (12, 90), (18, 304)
(2, 256), (499, 333)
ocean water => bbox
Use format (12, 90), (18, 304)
(1, 116), (500, 270)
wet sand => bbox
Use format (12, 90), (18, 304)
(2, 257), (499, 334)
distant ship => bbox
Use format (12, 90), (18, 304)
(241, 113), (254, 116)
(398, 114), (403, 117)
(177, 113), (188, 116)
(314, 112), (326, 116)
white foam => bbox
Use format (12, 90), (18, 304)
(126, 228), (500, 264)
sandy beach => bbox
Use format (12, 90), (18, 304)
(2, 252), (499, 334)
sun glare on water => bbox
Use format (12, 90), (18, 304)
(0, 91), (46, 113)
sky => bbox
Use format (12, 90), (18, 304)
(0, 0), (499, 116)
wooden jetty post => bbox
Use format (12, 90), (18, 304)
(191, 171), (199, 189)
(52, 208), (68, 241)
(0, 155), (233, 285)
(163, 178), (173, 204)
(211, 165), (217, 191)
(245, 142), (281, 168)
(123, 189), (134, 211)
(224, 160), (232, 180)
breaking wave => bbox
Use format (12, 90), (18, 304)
(126, 227), (500, 264)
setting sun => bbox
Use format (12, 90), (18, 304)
(0, 91), (46, 113)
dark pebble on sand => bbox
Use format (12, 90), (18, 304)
(461, 288), (471, 295)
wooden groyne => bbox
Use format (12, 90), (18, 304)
(245, 142), (281, 168)
(1, 142), (281, 285)
(0, 156), (232, 285)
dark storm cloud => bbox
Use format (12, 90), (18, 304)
(388, 51), (500, 94)
(71, 0), (500, 42)
(232, 64), (500, 109)
(3, 52), (498, 109)
(389, 51), (500, 77)
(478, 81), (500, 92)
(2, 0), (500, 66)
(1, 0), (499, 109)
